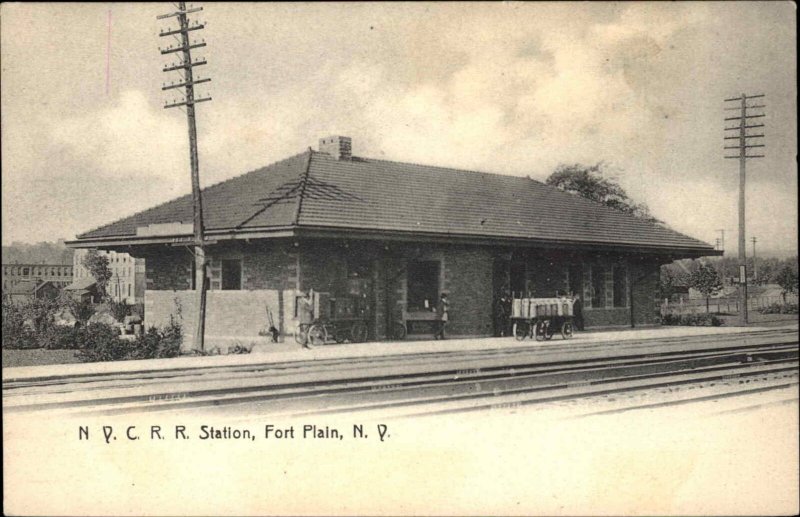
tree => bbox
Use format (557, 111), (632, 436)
(689, 263), (723, 313)
(546, 162), (660, 223)
(775, 265), (798, 303)
(82, 250), (112, 300)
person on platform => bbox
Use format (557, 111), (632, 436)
(297, 289), (315, 349)
(494, 295), (510, 337)
(573, 293), (584, 331)
(434, 293), (450, 340)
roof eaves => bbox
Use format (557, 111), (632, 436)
(292, 225), (719, 256)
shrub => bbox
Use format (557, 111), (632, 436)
(661, 313), (723, 327)
(108, 300), (132, 323)
(2, 297), (58, 349)
(1, 298), (38, 349)
(75, 323), (130, 362)
(71, 299), (96, 325)
(758, 302), (799, 315)
(39, 325), (83, 350)
(77, 317), (183, 363)
(128, 319), (182, 360)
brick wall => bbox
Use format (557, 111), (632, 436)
(142, 242), (298, 292)
(583, 308), (630, 327)
(631, 261), (660, 326)
(141, 247), (193, 291)
(442, 247), (493, 336)
(140, 238), (665, 343)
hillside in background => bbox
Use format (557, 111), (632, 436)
(2, 240), (74, 265)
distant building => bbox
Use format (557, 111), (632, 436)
(2, 263), (73, 292)
(63, 277), (102, 304)
(72, 249), (145, 304)
(5, 280), (61, 305)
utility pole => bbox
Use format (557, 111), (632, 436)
(157, 2), (212, 351)
(751, 236), (757, 282)
(724, 93), (765, 325)
(716, 228), (726, 284)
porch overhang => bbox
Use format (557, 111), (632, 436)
(66, 224), (721, 260)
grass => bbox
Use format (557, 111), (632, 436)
(2, 348), (82, 368)
(716, 312), (799, 327)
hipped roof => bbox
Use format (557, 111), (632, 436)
(73, 150), (717, 256)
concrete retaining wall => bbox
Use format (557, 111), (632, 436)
(145, 289), (297, 351)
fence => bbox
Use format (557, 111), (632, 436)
(660, 293), (798, 316)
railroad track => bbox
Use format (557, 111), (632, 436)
(3, 328), (797, 418)
(4, 327), (796, 393)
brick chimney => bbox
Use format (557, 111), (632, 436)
(319, 136), (352, 160)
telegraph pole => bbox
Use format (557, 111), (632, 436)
(716, 228), (726, 284)
(751, 237), (757, 282)
(157, 2), (212, 351)
(724, 93), (765, 325)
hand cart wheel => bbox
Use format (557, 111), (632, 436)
(350, 321), (368, 343)
(307, 324), (327, 348)
(514, 321), (529, 341)
(333, 325), (347, 344)
(561, 321), (573, 339)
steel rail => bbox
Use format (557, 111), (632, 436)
(6, 340), (797, 404)
(7, 343), (796, 417)
(4, 336), (796, 404)
(4, 328), (796, 391)
(260, 357), (798, 419)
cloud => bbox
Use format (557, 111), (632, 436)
(48, 90), (187, 186)
(1, 3), (795, 255)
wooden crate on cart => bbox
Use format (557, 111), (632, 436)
(511, 296), (575, 341)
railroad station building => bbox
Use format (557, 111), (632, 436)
(68, 137), (719, 348)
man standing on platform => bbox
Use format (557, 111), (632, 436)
(434, 293), (450, 340)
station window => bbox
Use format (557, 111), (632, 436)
(407, 260), (440, 311)
(568, 264), (583, 296)
(221, 259), (242, 290)
(613, 265), (628, 307)
(591, 265), (606, 308)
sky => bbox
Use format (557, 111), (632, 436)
(1, 2), (797, 257)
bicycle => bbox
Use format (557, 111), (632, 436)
(295, 319), (370, 348)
